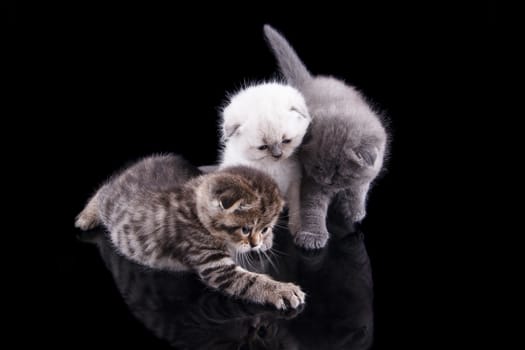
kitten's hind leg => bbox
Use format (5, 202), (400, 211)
(330, 189), (358, 228)
(331, 182), (370, 228)
(75, 191), (102, 230)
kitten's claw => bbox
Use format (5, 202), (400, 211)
(270, 282), (306, 310)
(294, 230), (329, 249)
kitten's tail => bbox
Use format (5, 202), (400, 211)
(263, 25), (312, 88)
(75, 190), (102, 231)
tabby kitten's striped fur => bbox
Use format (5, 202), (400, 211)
(75, 154), (305, 309)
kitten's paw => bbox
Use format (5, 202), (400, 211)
(269, 282), (306, 310)
(294, 230), (329, 249)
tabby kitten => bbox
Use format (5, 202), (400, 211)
(75, 154), (305, 309)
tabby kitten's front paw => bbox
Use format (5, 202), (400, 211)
(268, 282), (306, 310)
(294, 230), (329, 249)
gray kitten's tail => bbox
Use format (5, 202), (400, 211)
(263, 25), (312, 87)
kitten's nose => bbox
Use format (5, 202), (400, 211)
(250, 236), (261, 248)
(270, 144), (282, 159)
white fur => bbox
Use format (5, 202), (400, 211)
(219, 82), (311, 234)
(219, 82), (310, 194)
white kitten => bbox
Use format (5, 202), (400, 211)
(219, 82), (311, 234)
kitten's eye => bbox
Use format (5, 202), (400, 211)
(282, 139), (292, 144)
(241, 226), (251, 235)
(261, 227), (269, 234)
(258, 145), (268, 150)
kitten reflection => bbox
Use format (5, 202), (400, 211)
(81, 230), (299, 349)
(79, 217), (373, 350)
(278, 219), (374, 350)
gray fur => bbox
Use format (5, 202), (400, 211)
(264, 25), (389, 249)
(263, 25), (311, 87)
(75, 154), (305, 309)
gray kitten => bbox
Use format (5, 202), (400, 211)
(264, 25), (389, 249)
(75, 154), (305, 309)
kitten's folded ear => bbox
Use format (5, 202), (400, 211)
(348, 146), (378, 167)
(218, 189), (242, 211)
(291, 106), (311, 121)
(223, 123), (241, 140)
(211, 177), (256, 212)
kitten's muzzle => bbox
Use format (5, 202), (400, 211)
(270, 144), (282, 159)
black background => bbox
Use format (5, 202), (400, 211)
(12, 3), (492, 348)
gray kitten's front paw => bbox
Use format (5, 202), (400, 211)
(269, 282), (306, 310)
(294, 230), (329, 249)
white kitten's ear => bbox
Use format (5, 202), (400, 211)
(291, 106), (310, 120)
(223, 123), (241, 139)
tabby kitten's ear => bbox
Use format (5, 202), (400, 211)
(210, 177), (256, 212)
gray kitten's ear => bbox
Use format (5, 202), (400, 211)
(348, 146), (378, 167)
(263, 25), (312, 88)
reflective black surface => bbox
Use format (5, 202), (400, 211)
(22, 4), (489, 347)
(75, 217), (373, 350)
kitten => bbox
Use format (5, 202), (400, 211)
(264, 25), (389, 249)
(75, 154), (305, 309)
(219, 82), (311, 235)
